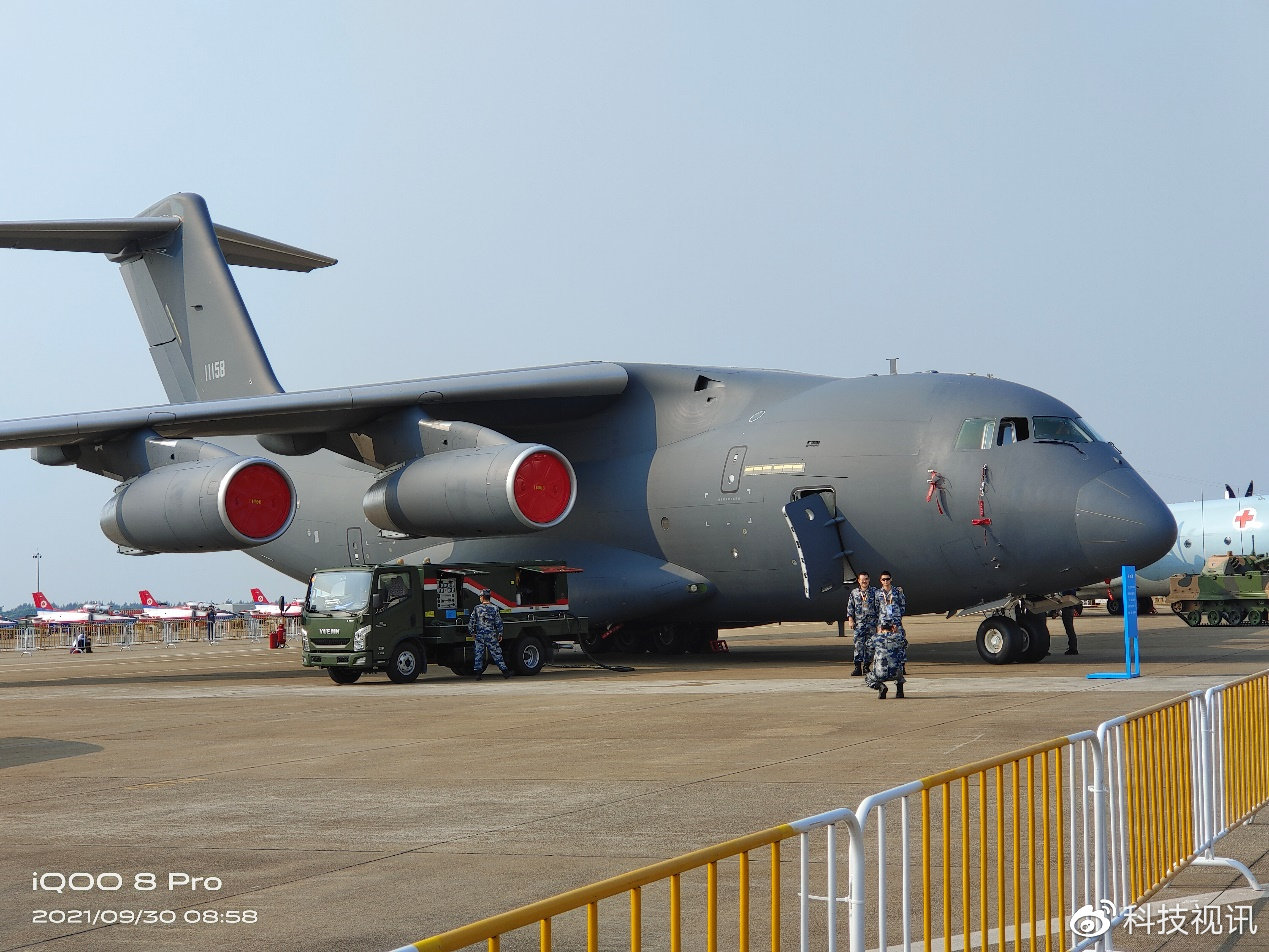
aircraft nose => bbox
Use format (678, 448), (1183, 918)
(1075, 467), (1177, 578)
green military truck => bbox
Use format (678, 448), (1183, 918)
(301, 562), (586, 684)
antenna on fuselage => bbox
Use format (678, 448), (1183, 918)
(888, 357), (898, 375)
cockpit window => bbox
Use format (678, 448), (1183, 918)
(997, 417), (1030, 445)
(1075, 418), (1104, 442)
(955, 418), (995, 450)
(1032, 416), (1098, 444)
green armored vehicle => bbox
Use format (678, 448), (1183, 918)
(301, 562), (586, 684)
(1169, 553), (1269, 627)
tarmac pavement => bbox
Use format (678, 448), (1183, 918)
(1, 610), (1266, 951)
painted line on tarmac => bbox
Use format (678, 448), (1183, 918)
(0, 673), (1241, 701)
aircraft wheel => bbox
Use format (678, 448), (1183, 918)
(511, 634), (546, 676)
(1018, 612), (1050, 663)
(1105, 597), (1123, 616)
(579, 629), (611, 655)
(976, 616), (1022, 665)
(684, 626), (717, 653)
(327, 667), (362, 685)
(386, 641), (425, 684)
(650, 625), (686, 655)
(612, 628), (647, 653)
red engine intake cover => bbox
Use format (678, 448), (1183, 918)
(224, 462), (295, 540)
(512, 451), (573, 525)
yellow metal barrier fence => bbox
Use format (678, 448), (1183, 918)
(1096, 692), (1205, 916)
(851, 732), (1097, 952)
(1211, 672), (1269, 830)
(394, 818), (843, 952)
(395, 671), (1269, 952)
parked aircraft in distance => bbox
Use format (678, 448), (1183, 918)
(31, 593), (134, 625)
(1086, 493), (1265, 612)
(249, 589), (302, 617)
(136, 589), (231, 621)
(0, 193), (1175, 664)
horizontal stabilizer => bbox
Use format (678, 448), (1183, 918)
(0, 218), (180, 255)
(210, 224), (336, 272)
(0, 218), (335, 272)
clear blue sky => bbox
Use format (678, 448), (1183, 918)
(0, 3), (1264, 609)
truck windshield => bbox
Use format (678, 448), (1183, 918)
(308, 572), (373, 613)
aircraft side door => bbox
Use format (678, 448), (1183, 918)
(783, 489), (855, 598)
(347, 527), (364, 565)
(721, 446), (747, 493)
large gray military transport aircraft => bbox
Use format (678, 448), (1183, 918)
(0, 194), (1175, 664)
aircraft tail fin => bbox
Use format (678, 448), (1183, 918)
(139, 590), (157, 607)
(250, 588), (268, 604)
(0, 193), (335, 405)
(33, 592), (52, 610)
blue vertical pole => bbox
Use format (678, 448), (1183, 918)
(1088, 566), (1142, 680)
(1122, 565), (1140, 677)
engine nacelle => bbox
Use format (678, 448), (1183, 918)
(101, 456), (296, 553)
(363, 443), (576, 538)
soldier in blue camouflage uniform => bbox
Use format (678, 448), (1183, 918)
(845, 571), (879, 676)
(865, 571), (906, 699)
(468, 589), (511, 680)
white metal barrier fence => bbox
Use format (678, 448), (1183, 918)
(0, 616), (300, 652)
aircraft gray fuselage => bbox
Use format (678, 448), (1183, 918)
(0, 192), (1176, 641)
(243, 365), (1174, 628)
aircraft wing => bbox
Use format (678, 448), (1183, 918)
(0, 362), (629, 450)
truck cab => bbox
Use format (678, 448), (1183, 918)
(301, 562), (585, 685)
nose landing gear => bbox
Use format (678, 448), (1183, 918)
(975, 608), (1050, 664)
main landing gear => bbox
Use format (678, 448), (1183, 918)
(975, 609), (1050, 665)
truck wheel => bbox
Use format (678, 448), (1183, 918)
(512, 634), (546, 676)
(976, 616), (1021, 665)
(446, 645), (479, 677)
(387, 641), (425, 684)
(327, 667), (362, 685)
